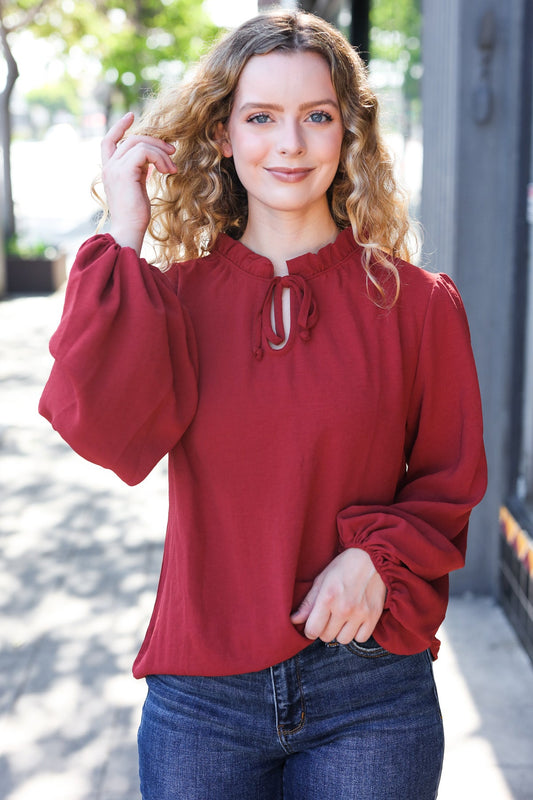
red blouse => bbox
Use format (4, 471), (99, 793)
(39, 229), (487, 677)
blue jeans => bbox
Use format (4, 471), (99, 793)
(138, 638), (444, 799)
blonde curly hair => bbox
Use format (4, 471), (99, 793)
(122, 10), (415, 304)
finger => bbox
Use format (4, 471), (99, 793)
(112, 142), (177, 179)
(115, 135), (176, 158)
(315, 615), (346, 643)
(335, 621), (360, 645)
(290, 604), (309, 624)
(101, 112), (135, 162)
(143, 150), (177, 177)
(290, 581), (322, 625)
(103, 144), (177, 181)
(303, 600), (332, 641)
(125, 146), (177, 176)
(354, 622), (375, 643)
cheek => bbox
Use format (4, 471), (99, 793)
(317, 144), (343, 184)
(327, 131), (344, 162)
(228, 135), (264, 191)
(309, 127), (344, 167)
(231, 133), (268, 167)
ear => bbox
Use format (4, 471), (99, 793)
(215, 121), (233, 158)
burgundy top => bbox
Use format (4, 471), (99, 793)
(39, 229), (487, 676)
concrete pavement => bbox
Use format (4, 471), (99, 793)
(1, 281), (533, 800)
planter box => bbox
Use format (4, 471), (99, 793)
(7, 252), (67, 294)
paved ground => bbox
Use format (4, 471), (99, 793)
(1, 267), (533, 799)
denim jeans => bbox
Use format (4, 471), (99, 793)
(138, 638), (444, 800)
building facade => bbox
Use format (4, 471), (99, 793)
(421, 0), (533, 660)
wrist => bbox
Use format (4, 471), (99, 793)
(109, 225), (145, 255)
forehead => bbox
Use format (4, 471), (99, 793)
(234, 50), (336, 101)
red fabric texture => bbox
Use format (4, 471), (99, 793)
(39, 230), (487, 676)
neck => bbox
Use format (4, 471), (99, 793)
(240, 207), (340, 276)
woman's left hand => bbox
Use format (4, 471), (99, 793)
(290, 548), (387, 644)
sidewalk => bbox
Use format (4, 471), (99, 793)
(1, 285), (533, 800)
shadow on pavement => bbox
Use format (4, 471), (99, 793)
(1, 290), (167, 800)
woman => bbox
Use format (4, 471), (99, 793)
(40, 10), (487, 799)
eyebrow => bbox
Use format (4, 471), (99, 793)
(238, 99), (340, 113)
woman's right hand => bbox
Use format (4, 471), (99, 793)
(101, 112), (177, 254)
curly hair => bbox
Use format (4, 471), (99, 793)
(124, 9), (415, 305)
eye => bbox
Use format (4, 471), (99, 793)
(307, 111), (333, 123)
(247, 113), (272, 124)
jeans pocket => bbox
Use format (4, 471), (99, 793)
(343, 636), (390, 659)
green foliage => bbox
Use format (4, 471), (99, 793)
(10, 0), (219, 113)
(369, 0), (422, 101)
(6, 234), (57, 258)
(25, 75), (81, 117)
(1, 0), (48, 27)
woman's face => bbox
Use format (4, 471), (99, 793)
(220, 50), (344, 225)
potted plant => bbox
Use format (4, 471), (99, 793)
(6, 235), (67, 294)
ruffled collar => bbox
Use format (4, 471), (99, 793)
(213, 227), (358, 279)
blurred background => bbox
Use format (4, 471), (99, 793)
(1, 1), (533, 799)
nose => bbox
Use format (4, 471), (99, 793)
(277, 120), (305, 156)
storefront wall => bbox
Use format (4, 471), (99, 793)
(421, 0), (533, 658)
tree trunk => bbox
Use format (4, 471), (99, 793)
(0, 0), (50, 243)
(0, 21), (18, 241)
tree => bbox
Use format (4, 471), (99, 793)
(25, 76), (82, 130)
(369, 0), (422, 134)
(0, 0), (51, 239)
(30, 0), (219, 115)
(0, 0), (218, 242)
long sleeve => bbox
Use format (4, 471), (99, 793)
(336, 274), (487, 656)
(39, 234), (199, 486)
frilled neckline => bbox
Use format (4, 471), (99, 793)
(213, 227), (359, 279)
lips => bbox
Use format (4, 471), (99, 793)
(265, 167), (314, 182)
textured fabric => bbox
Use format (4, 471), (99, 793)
(39, 229), (487, 676)
(137, 638), (444, 800)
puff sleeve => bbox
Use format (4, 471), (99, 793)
(336, 274), (487, 657)
(39, 234), (199, 485)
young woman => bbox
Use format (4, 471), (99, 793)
(40, 10), (487, 800)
